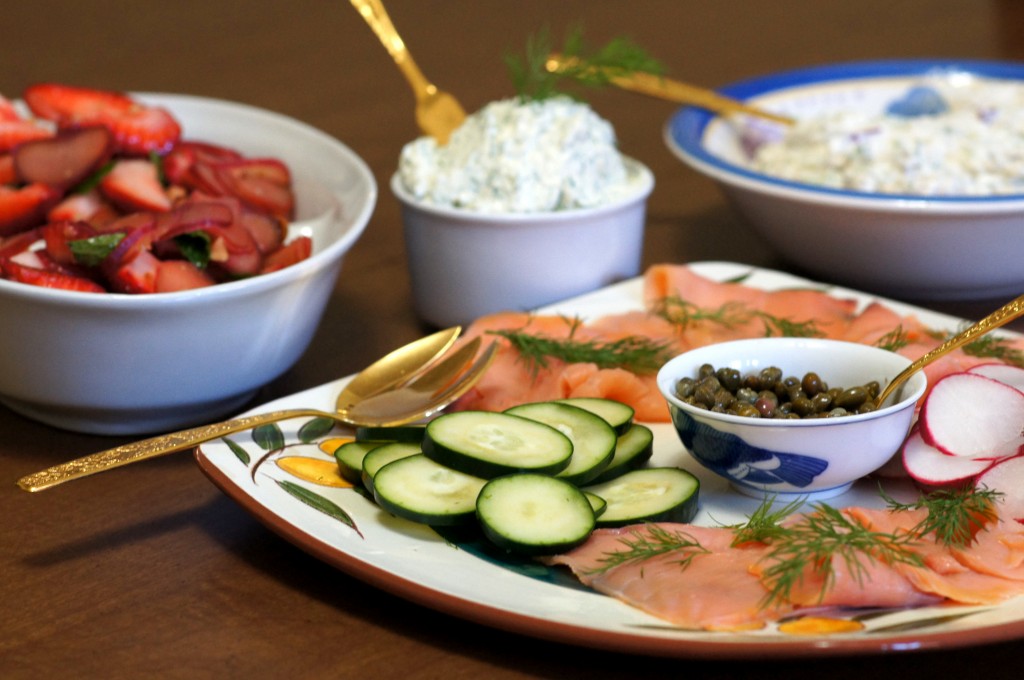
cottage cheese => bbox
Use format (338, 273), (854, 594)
(749, 79), (1024, 196)
(398, 97), (637, 212)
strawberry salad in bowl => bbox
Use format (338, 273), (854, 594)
(0, 83), (310, 294)
(0, 84), (375, 434)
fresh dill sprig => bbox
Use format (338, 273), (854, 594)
(652, 295), (823, 338)
(875, 324), (911, 352)
(880, 486), (1003, 548)
(652, 296), (751, 330)
(505, 25), (664, 102)
(728, 496), (806, 547)
(487, 324), (674, 375)
(757, 312), (823, 338)
(962, 333), (1024, 368)
(586, 524), (709, 575)
(756, 503), (924, 607)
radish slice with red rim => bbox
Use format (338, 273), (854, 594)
(902, 426), (993, 487)
(919, 372), (1024, 459)
(968, 363), (1024, 394)
(976, 455), (1024, 523)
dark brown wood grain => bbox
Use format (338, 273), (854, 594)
(2, 2), (1023, 678)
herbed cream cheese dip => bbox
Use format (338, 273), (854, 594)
(398, 96), (641, 213)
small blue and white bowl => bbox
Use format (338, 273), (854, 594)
(665, 59), (1024, 302)
(657, 338), (927, 500)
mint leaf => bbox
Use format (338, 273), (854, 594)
(69, 232), (126, 267)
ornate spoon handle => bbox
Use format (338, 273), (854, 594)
(876, 293), (1024, 407)
(17, 408), (339, 492)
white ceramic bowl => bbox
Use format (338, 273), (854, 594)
(657, 337), (927, 500)
(665, 59), (1024, 302)
(0, 94), (376, 434)
(391, 158), (654, 328)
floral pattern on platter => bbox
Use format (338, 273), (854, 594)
(223, 414), (996, 640)
(671, 410), (829, 491)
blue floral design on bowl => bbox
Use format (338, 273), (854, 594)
(671, 408), (829, 493)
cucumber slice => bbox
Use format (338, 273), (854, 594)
(505, 401), (617, 486)
(476, 474), (596, 555)
(373, 454), (487, 526)
(584, 467), (700, 527)
(360, 442), (421, 493)
(355, 424), (426, 443)
(334, 440), (387, 484)
(423, 411), (573, 479)
(556, 397), (635, 435)
(585, 491), (608, 519)
(587, 424), (655, 485)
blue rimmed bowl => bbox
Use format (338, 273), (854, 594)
(665, 59), (1024, 302)
(657, 337), (927, 500)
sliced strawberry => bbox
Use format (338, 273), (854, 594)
(261, 236), (311, 274)
(155, 259), (214, 292)
(0, 119), (54, 153)
(0, 95), (23, 122)
(110, 105), (182, 156)
(0, 227), (41, 258)
(47, 189), (119, 225)
(99, 223), (161, 294)
(23, 83), (180, 156)
(214, 158), (294, 219)
(0, 257), (105, 293)
(109, 249), (161, 293)
(99, 158), (171, 212)
(42, 220), (99, 266)
(0, 183), (62, 236)
(0, 154), (17, 185)
(24, 83), (133, 120)
(13, 125), (112, 189)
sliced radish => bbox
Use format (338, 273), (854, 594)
(976, 455), (1024, 523)
(968, 363), (1024, 394)
(902, 426), (993, 487)
(919, 372), (1024, 459)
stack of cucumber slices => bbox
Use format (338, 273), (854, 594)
(335, 397), (700, 556)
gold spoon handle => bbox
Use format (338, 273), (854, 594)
(545, 55), (794, 126)
(17, 408), (339, 492)
(350, 0), (435, 100)
(876, 292), (1024, 407)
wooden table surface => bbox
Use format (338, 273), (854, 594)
(3, 2), (1023, 677)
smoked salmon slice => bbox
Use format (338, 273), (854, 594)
(846, 507), (1024, 605)
(545, 524), (792, 631)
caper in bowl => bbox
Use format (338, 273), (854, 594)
(657, 337), (927, 500)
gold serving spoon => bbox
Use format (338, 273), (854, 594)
(875, 292), (1024, 408)
(18, 328), (497, 492)
(545, 54), (794, 126)
(350, 0), (466, 143)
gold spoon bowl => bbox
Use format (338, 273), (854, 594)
(18, 329), (496, 492)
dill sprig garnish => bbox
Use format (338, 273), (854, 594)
(487, 323), (674, 376)
(756, 503), (924, 607)
(505, 25), (664, 102)
(961, 333), (1024, 368)
(587, 524), (709, 575)
(875, 324), (911, 352)
(728, 496), (806, 547)
(880, 486), (1003, 548)
(652, 295), (823, 338)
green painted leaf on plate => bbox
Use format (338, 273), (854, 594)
(276, 480), (360, 535)
(253, 423), (285, 451)
(223, 437), (251, 465)
(298, 417), (336, 443)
